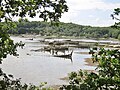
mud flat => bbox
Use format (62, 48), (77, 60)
(85, 58), (98, 66)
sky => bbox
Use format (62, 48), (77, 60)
(13, 0), (120, 27)
(59, 0), (120, 27)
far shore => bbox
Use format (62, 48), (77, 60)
(11, 34), (119, 41)
(11, 34), (120, 49)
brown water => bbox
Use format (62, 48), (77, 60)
(0, 36), (96, 86)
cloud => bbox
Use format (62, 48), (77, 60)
(60, 0), (120, 26)
(66, 0), (120, 11)
(88, 15), (94, 18)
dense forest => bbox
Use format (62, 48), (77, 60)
(9, 21), (120, 39)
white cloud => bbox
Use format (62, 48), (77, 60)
(88, 15), (94, 18)
(13, 0), (119, 26)
(60, 0), (120, 26)
(66, 0), (120, 11)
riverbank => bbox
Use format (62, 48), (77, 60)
(11, 34), (119, 40)
(85, 58), (98, 66)
(14, 34), (120, 49)
(4, 35), (119, 88)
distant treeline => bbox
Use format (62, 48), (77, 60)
(9, 21), (120, 39)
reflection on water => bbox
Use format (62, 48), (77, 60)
(0, 36), (96, 86)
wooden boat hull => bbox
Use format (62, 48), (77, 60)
(54, 51), (73, 58)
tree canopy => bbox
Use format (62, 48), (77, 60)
(0, 0), (68, 62)
(111, 8), (120, 28)
(0, 0), (120, 89)
(0, 0), (68, 22)
(9, 21), (120, 39)
(0, 0), (68, 89)
(61, 8), (120, 90)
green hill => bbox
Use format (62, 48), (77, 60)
(9, 21), (120, 39)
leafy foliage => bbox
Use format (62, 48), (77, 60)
(0, 0), (68, 63)
(61, 7), (120, 90)
(0, 0), (68, 22)
(61, 48), (120, 90)
(0, 22), (26, 63)
(0, 0), (68, 90)
(0, 0), (120, 89)
(111, 8), (120, 28)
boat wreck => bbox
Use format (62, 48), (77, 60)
(54, 51), (73, 59)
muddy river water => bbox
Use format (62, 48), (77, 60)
(1, 36), (110, 86)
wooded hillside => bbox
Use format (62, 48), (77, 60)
(9, 21), (120, 39)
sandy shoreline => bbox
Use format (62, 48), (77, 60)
(84, 58), (98, 66)
(75, 51), (97, 67)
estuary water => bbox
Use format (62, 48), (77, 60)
(0, 36), (96, 86)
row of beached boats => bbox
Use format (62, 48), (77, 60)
(31, 40), (75, 59)
(30, 38), (120, 60)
